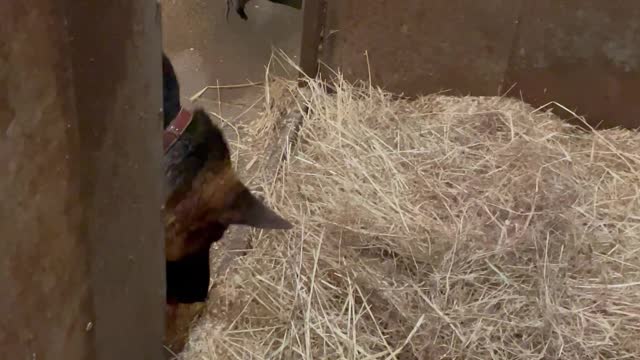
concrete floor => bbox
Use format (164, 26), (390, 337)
(161, 0), (302, 118)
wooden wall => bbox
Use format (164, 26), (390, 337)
(0, 0), (165, 358)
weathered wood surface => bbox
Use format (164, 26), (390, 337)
(0, 0), (164, 358)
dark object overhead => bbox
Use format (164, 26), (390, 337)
(227, 0), (302, 21)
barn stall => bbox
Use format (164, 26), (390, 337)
(2, 0), (640, 359)
(180, 0), (640, 358)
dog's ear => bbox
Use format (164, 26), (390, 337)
(222, 187), (292, 230)
(162, 53), (181, 128)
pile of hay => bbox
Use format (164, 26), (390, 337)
(184, 74), (640, 359)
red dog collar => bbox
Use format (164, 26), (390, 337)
(163, 108), (193, 153)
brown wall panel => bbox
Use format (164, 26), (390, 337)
(319, 0), (523, 96)
(0, 0), (164, 358)
(503, 1), (640, 129)
(0, 2), (94, 358)
(316, 0), (640, 128)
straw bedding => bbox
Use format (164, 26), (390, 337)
(183, 75), (640, 359)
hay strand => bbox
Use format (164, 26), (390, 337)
(183, 67), (640, 360)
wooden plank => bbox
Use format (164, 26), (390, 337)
(0, 2), (94, 357)
(0, 0), (165, 358)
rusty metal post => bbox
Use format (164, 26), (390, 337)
(298, 0), (327, 80)
(0, 0), (164, 359)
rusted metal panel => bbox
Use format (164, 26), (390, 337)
(503, 0), (640, 129)
(67, 0), (165, 358)
(318, 0), (523, 96)
(314, 0), (640, 129)
(0, 2), (94, 358)
(299, 0), (327, 80)
(0, 0), (164, 358)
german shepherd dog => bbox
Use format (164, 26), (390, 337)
(162, 52), (292, 352)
